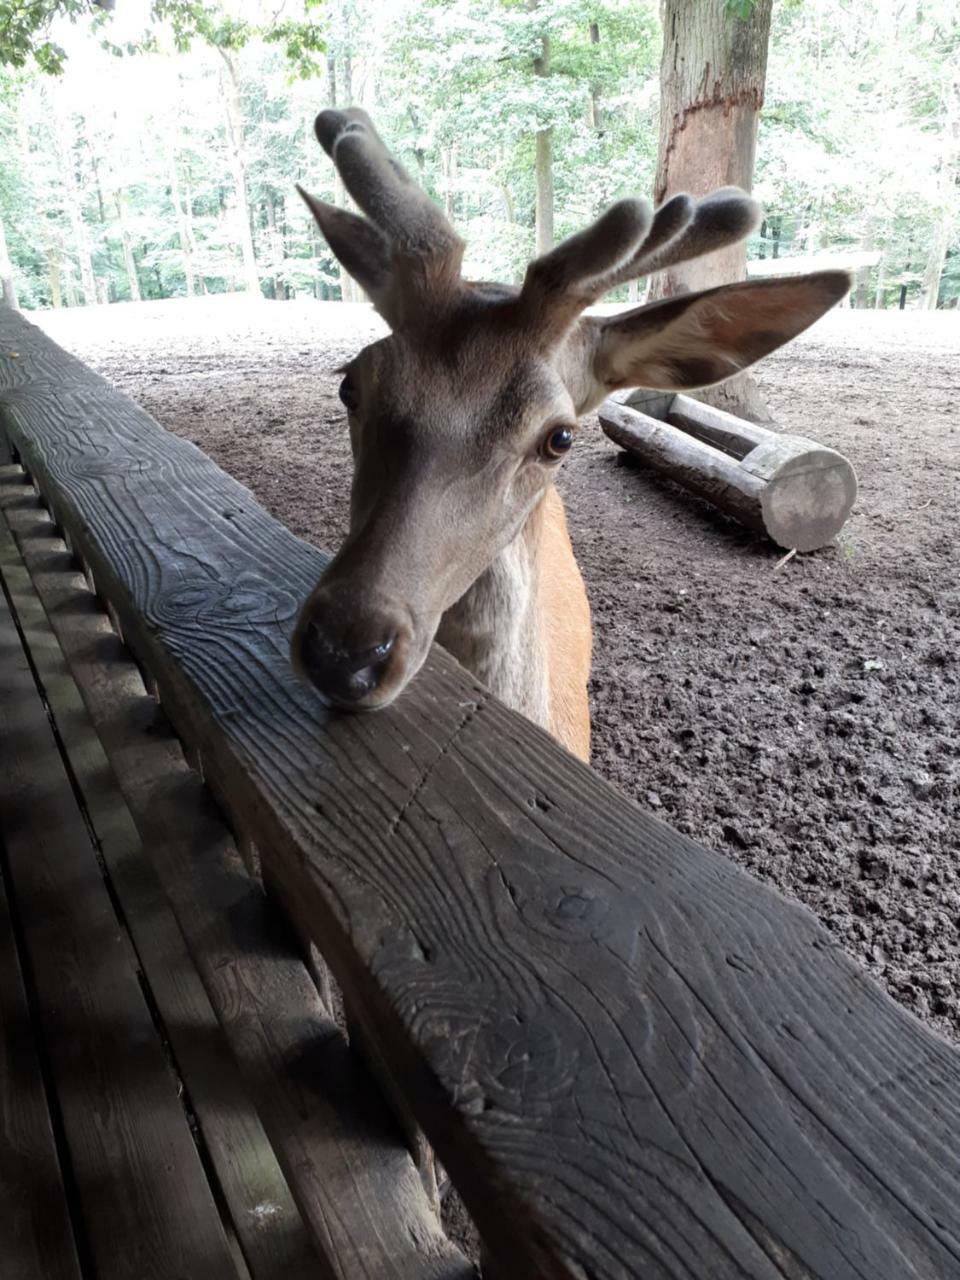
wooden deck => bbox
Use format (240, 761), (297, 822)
(0, 478), (469, 1279)
(1, 304), (960, 1280)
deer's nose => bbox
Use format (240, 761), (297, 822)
(298, 624), (396, 706)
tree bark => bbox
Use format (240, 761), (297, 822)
(0, 213), (19, 310)
(167, 145), (196, 298)
(586, 21), (601, 129)
(919, 218), (951, 310)
(113, 191), (142, 302)
(652, 0), (774, 420)
(873, 255), (886, 309)
(854, 218), (876, 309)
(918, 62), (959, 311)
(217, 48), (261, 296)
(53, 98), (97, 306)
(265, 190), (282, 300)
(533, 32), (554, 253)
(45, 232), (63, 309)
(440, 145), (457, 221)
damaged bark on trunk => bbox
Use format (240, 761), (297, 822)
(652, 0), (774, 421)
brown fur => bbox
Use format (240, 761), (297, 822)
(537, 487), (592, 760)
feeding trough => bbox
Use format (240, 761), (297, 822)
(599, 389), (858, 552)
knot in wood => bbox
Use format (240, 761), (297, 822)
(476, 1013), (578, 1112)
(154, 571), (297, 630)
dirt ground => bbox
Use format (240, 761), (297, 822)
(35, 296), (960, 1054)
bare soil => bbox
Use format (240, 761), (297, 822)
(36, 297), (960, 1052)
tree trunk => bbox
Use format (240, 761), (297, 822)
(586, 21), (601, 129)
(114, 191), (142, 302)
(45, 232), (63, 309)
(919, 219), (951, 310)
(167, 147), (196, 298)
(873, 256), (886, 309)
(53, 98), (97, 306)
(854, 219), (876, 309)
(440, 146), (457, 221)
(217, 48), (261, 296)
(652, 0), (774, 420)
(533, 32), (554, 254)
(0, 213), (18, 310)
(265, 190), (282, 300)
(918, 63), (960, 310)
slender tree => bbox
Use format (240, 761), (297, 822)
(52, 93), (97, 304)
(0, 211), (18, 307)
(533, 28), (554, 253)
(217, 47), (261, 294)
(918, 57), (960, 310)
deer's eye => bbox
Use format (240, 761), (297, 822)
(540, 425), (574, 461)
(338, 377), (359, 412)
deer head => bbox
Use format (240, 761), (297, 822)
(292, 107), (848, 711)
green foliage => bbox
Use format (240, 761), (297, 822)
(755, 0), (960, 307)
(0, 0), (956, 311)
(1, 0), (325, 79)
(374, 0), (660, 284)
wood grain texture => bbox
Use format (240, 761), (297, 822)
(0, 841), (82, 1280)
(0, 588), (239, 1280)
(0, 517), (320, 1280)
(0, 482), (473, 1280)
(2, 307), (959, 1280)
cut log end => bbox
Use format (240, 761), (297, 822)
(760, 450), (858, 553)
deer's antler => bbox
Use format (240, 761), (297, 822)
(517, 187), (761, 343)
(302, 107), (762, 341)
(309, 108), (464, 328)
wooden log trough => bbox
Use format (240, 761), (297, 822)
(0, 304), (958, 1280)
(599, 389), (858, 551)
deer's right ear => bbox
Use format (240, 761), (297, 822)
(296, 185), (394, 319)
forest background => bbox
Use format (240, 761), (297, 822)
(0, 0), (957, 315)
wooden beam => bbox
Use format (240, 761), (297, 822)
(2, 308), (958, 1280)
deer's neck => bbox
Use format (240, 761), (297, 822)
(437, 495), (550, 728)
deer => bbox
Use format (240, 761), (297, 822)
(292, 108), (849, 763)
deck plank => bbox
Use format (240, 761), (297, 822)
(0, 844), (82, 1280)
(1, 483), (474, 1280)
(2, 306), (959, 1280)
(0, 518), (321, 1280)
(0, 584), (239, 1280)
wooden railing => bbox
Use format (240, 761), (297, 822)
(1, 304), (958, 1280)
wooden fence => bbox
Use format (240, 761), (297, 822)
(1, 303), (958, 1280)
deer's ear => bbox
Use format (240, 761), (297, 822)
(296, 185), (395, 319)
(590, 271), (850, 398)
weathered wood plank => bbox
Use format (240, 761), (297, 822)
(0, 517), (320, 1280)
(0, 845), (83, 1280)
(0, 481), (474, 1280)
(3, 307), (959, 1280)
(0, 587), (239, 1280)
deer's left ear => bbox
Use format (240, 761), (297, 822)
(582, 271), (850, 409)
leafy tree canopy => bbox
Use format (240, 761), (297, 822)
(0, 0), (325, 77)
